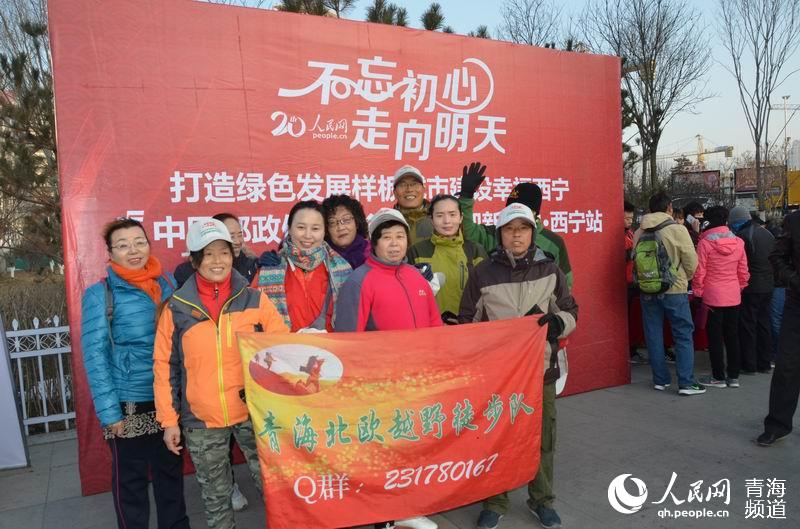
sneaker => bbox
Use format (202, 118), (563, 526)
(629, 352), (649, 365)
(396, 516), (437, 529)
(231, 482), (248, 511)
(529, 504), (562, 529)
(699, 376), (727, 388)
(726, 378), (740, 388)
(653, 383), (671, 391)
(678, 383), (706, 396)
(755, 431), (790, 447)
(476, 510), (503, 529)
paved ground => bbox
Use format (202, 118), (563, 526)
(2, 355), (798, 529)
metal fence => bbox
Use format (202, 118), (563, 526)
(5, 317), (74, 434)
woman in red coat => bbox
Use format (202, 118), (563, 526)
(334, 207), (441, 529)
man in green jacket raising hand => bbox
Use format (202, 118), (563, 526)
(458, 162), (574, 288)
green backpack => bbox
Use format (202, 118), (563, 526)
(633, 219), (678, 294)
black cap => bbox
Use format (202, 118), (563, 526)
(506, 183), (543, 214)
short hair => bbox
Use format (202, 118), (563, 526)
(682, 202), (704, 218)
(428, 194), (461, 216)
(648, 191), (672, 213)
(624, 201), (636, 213)
(369, 220), (409, 249)
(704, 205), (729, 229)
(189, 241), (235, 269)
(102, 218), (147, 251)
(321, 195), (368, 238)
(212, 212), (239, 224)
(287, 200), (324, 228)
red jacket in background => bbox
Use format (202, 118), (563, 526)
(625, 228), (635, 284)
(693, 226), (750, 307)
(334, 254), (443, 332)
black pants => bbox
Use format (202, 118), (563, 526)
(109, 433), (191, 529)
(707, 305), (741, 380)
(739, 292), (773, 372)
(764, 298), (800, 436)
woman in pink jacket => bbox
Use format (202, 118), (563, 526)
(693, 206), (750, 389)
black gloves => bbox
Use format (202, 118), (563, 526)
(459, 161), (487, 199)
(258, 250), (281, 267)
(413, 263), (434, 281)
(441, 311), (460, 325)
(538, 313), (564, 341)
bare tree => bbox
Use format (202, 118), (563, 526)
(582, 0), (712, 194)
(717, 0), (800, 210)
(323, 0), (356, 18)
(497, 0), (561, 46)
(420, 3), (445, 31)
(0, 0), (48, 70)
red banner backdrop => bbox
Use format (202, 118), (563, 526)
(48, 0), (626, 495)
(240, 319), (544, 528)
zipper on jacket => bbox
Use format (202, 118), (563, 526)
(397, 268), (418, 328)
(173, 287), (245, 427)
(460, 262), (466, 290)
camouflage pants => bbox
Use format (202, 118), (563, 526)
(183, 421), (262, 529)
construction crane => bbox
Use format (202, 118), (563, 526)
(656, 135), (733, 171)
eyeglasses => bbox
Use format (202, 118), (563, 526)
(328, 215), (355, 228)
(396, 181), (423, 191)
(111, 239), (149, 253)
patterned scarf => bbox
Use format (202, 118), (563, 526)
(255, 236), (352, 329)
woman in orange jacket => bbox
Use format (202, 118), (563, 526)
(154, 218), (289, 529)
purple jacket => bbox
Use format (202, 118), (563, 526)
(693, 226), (750, 307)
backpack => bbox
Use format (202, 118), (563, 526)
(633, 220), (678, 294)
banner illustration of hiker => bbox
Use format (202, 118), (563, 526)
(239, 318), (546, 529)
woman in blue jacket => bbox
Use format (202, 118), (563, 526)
(80, 218), (190, 529)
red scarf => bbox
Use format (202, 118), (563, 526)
(196, 272), (232, 323)
(109, 255), (163, 305)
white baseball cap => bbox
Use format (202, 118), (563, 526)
(392, 165), (425, 187)
(496, 203), (536, 229)
(368, 208), (410, 238)
(186, 218), (233, 252)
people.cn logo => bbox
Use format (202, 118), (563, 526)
(607, 474), (648, 514)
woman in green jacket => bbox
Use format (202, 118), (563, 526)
(407, 194), (487, 322)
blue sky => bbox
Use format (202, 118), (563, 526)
(342, 0), (800, 167)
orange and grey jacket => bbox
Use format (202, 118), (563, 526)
(154, 271), (289, 429)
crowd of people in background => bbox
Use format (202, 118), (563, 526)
(627, 193), (800, 449)
(76, 157), (800, 529)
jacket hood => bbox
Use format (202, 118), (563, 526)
(701, 226), (739, 256)
(640, 212), (675, 230)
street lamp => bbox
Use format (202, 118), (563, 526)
(784, 95), (790, 211)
